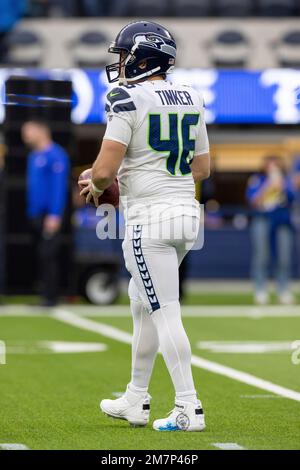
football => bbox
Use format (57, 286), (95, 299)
(78, 168), (119, 208)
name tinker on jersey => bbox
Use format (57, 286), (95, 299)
(104, 80), (209, 225)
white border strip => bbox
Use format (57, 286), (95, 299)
(63, 305), (300, 318)
(190, 355), (300, 402)
(53, 309), (132, 344)
(0, 305), (49, 316)
(0, 443), (29, 450)
(53, 309), (300, 403)
(212, 443), (245, 450)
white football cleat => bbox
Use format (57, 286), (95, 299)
(153, 400), (205, 432)
(278, 291), (294, 305)
(254, 291), (269, 305)
(100, 389), (151, 427)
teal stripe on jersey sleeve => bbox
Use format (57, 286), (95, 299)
(113, 102), (136, 113)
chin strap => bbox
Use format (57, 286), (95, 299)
(119, 66), (162, 85)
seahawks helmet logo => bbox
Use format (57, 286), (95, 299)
(133, 33), (176, 58)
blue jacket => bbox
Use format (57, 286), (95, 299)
(292, 158), (300, 174)
(0, 0), (27, 32)
(246, 173), (295, 227)
(27, 143), (70, 218)
(291, 157), (300, 201)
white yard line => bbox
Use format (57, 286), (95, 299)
(197, 340), (294, 353)
(0, 443), (29, 450)
(65, 304), (300, 318)
(189, 355), (300, 402)
(52, 309), (132, 344)
(6, 341), (107, 355)
(212, 443), (245, 450)
(1, 304), (300, 318)
(60, 304), (300, 318)
(240, 394), (284, 399)
(53, 308), (300, 403)
(0, 305), (49, 316)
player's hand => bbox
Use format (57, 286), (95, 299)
(43, 215), (62, 235)
(80, 181), (103, 207)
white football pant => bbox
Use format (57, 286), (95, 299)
(122, 215), (200, 404)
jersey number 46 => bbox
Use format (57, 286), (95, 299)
(148, 113), (200, 176)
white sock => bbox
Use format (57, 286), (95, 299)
(129, 280), (159, 389)
(152, 300), (198, 402)
(176, 390), (199, 405)
(124, 383), (148, 405)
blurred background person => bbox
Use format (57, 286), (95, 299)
(246, 156), (295, 305)
(21, 119), (70, 306)
(202, 156), (224, 230)
(290, 148), (300, 199)
(0, 0), (27, 62)
(289, 144), (300, 291)
(283, 139), (300, 200)
(0, 143), (4, 302)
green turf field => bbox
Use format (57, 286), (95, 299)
(0, 299), (300, 450)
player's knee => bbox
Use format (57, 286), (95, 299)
(176, 337), (192, 361)
(128, 278), (141, 303)
(138, 339), (159, 360)
(153, 300), (191, 350)
(122, 239), (131, 272)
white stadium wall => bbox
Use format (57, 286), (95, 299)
(7, 18), (300, 69)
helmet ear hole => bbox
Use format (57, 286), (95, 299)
(138, 59), (147, 70)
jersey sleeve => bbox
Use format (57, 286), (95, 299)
(103, 87), (137, 147)
(194, 93), (209, 156)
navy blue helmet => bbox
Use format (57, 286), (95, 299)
(106, 21), (176, 84)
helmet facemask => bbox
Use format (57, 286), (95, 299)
(106, 50), (163, 85)
(106, 46), (133, 84)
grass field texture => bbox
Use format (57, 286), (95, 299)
(0, 297), (300, 450)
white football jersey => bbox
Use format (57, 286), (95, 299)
(103, 79), (209, 225)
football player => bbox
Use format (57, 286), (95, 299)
(80, 21), (210, 431)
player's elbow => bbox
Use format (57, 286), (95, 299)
(201, 167), (210, 180)
(191, 152), (210, 182)
(193, 167), (210, 183)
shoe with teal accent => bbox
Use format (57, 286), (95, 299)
(153, 400), (205, 432)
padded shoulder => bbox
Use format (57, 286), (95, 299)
(105, 86), (137, 114)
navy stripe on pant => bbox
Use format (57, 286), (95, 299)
(132, 225), (160, 313)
